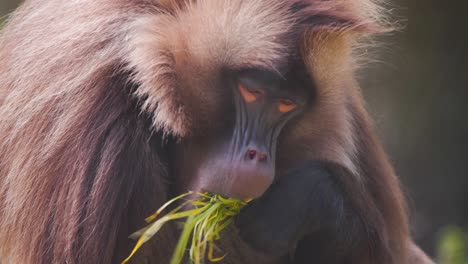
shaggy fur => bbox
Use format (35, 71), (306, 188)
(0, 0), (433, 263)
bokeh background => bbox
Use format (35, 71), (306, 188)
(1, 0), (467, 262)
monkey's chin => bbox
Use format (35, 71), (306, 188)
(226, 171), (274, 200)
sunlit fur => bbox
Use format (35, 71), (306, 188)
(0, 0), (432, 263)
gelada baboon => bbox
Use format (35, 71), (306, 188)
(0, 0), (434, 263)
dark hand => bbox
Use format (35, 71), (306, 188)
(235, 161), (350, 260)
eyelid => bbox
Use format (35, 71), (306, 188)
(278, 98), (297, 113)
(245, 84), (265, 94)
(239, 84), (262, 103)
(279, 98), (294, 105)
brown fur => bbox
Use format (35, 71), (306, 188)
(0, 0), (432, 263)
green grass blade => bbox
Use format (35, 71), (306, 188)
(122, 193), (249, 264)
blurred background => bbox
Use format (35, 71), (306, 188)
(1, 0), (467, 262)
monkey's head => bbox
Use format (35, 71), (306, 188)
(126, 0), (381, 199)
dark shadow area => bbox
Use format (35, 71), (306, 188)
(361, 0), (468, 257)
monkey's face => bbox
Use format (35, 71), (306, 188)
(128, 1), (337, 199)
(173, 65), (313, 199)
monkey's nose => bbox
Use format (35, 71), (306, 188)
(246, 149), (268, 162)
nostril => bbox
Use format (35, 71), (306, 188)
(258, 153), (267, 161)
(248, 149), (257, 160)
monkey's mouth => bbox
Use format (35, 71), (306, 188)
(225, 161), (274, 200)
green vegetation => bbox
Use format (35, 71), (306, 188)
(438, 226), (468, 264)
(122, 192), (249, 264)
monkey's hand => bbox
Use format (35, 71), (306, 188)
(235, 161), (362, 262)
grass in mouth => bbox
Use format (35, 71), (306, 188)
(122, 191), (250, 264)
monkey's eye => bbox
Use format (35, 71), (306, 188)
(239, 84), (263, 103)
(278, 98), (297, 113)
